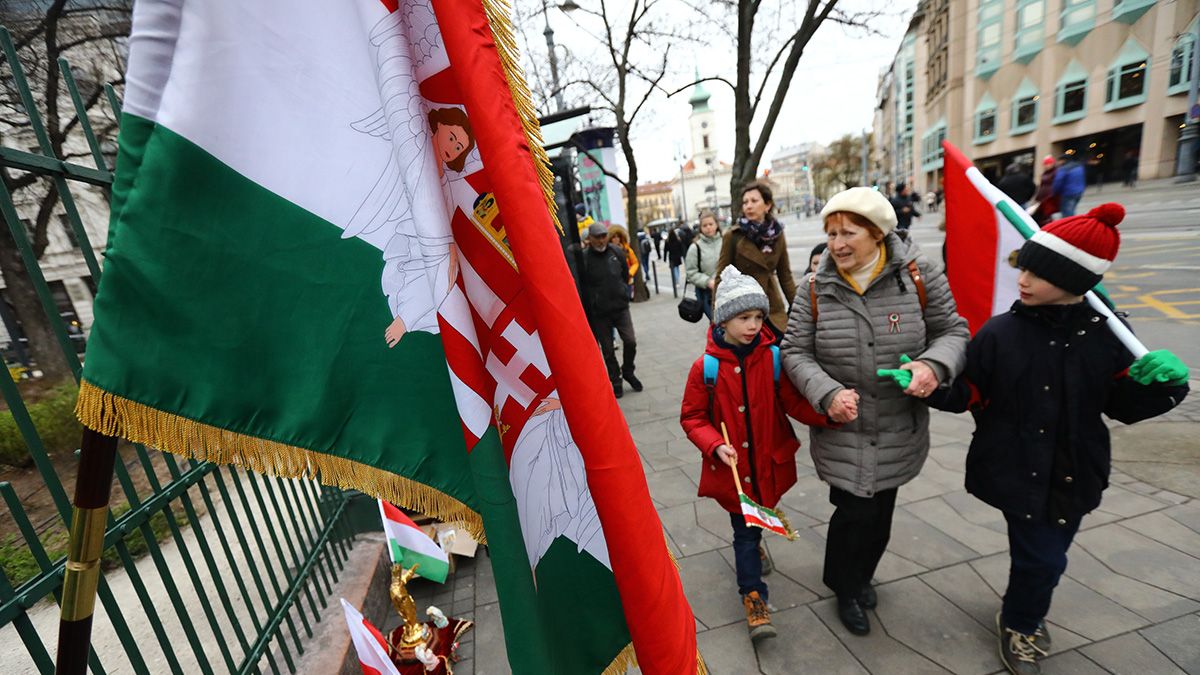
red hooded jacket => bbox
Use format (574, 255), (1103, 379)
(680, 324), (832, 514)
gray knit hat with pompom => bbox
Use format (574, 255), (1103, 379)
(714, 265), (769, 325)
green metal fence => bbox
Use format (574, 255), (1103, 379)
(0, 26), (357, 674)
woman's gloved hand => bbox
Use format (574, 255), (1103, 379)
(1129, 350), (1189, 386)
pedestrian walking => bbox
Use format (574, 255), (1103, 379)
(607, 225), (640, 297)
(576, 223), (643, 398)
(1052, 155), (1086, 217)
(997, 163), (1036, 207)
(781, 187), (969, 636)
(680, 265), (833, 643)
(666, 228), (685, 293)
(889, 182), (921, 233)
(715, 181), (796, 331)
(684, 210), (723, 322)
(807, 242), (827, 274)
(1031, 156), (1059, 226)
(924, 204), (1189, 675)
(1121, 150), (1138, 188)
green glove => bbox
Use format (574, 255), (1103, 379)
(1129, 350), (1189, 386)
(877, 354), (914, 389)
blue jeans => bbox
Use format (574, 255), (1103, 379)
(695, 287), (713, 322)
(1001, 512), (1081, 635)
(1059, 193), (1082, 217)
(730, 513), (767, 600)
(670, 265), (681, 292)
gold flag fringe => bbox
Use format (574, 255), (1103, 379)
(481, 0), (564, 235)
(600, 643), (709, 675)
(75, 379), (486, 543)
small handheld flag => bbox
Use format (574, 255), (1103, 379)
(341, 598), (401, 675)
(379, 500), (450, 584)
(720, 423), (796, 540)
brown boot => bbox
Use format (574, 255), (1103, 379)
(743, 591), (777, 642)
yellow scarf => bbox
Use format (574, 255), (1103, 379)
(838, 243), (887, 295)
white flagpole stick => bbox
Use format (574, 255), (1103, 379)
(964, 167), (1148, 359)
(720, 422), (743, 496)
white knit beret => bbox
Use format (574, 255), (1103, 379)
(714, 265), (769, 325)
(820, 187), (897, 235)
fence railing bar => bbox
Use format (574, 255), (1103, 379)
(0, 566), (55, 674)
(300, 481), (344, 568)
(203, 467), (296, 672)
(236, 495), (349, 675)
(104, 536), (187, 675)
(0, 368), (73, 522)
(58, 59), (110, 172)
(0, 147), (112, 185)
(224, 470), (306, 657)
(278, 479), (332, 600)
(161, 455), (254, 658)
(250, 477), (318, 635)
(0, 179), (82, 380)
(288, 479), (340, 589)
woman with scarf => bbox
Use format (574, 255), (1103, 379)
(715, 181), (796, 331)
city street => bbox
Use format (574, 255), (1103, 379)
(429, 178), (1200, 675)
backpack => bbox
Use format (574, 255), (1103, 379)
(808, 259), (927, 321)
(702, 345), (781, 422)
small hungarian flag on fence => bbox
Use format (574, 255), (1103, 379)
(78, 1), (699, 672)
(941, 141), (1026, 334)
(380, 500), (449, 583)
(738, 494), (793, 539)
(340, 599), (400, 675)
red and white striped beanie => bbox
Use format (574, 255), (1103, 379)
(1016, 203), (1123, 295)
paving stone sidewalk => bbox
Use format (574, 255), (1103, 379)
(410, 274), (1200, 675)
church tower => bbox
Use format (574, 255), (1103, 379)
(688, 75), (716, 170)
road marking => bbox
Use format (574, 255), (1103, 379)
(1142, 265), (1200, 271)
(1134, 293), (1198, 319)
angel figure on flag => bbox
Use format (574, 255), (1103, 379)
(347, 4), (466, 348)
(509, 395), (611, 572)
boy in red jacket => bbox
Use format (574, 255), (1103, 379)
(680, 265), (832, 642)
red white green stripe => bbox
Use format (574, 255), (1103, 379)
(341, 598), (400, 675)
(738, 494), (790, 538)
(379, 500), (449, 583)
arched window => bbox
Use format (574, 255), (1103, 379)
(1011, 78), (1039, 135)
(1168, 18), (1197, 96)
(974, 93), (998, 144)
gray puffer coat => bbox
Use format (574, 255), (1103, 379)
(781, 233), (968, 497)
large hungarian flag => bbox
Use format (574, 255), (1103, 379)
(941, 141), (1026, 334)
(79, 1), (699, 672)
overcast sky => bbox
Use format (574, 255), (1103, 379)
(529, 0), (919, 183)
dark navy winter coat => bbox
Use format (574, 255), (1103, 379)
(929, 301), (1187, 524)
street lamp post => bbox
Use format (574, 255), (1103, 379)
(1175, 21), (1200, 181)
(541, 1), (579, 113)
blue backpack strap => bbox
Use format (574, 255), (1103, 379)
(771, 345), (780, 383)
(703, 354), (719, 387)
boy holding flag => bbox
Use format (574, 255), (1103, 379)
(912, 204), (1189, 674)
(680, 266), (833, 642)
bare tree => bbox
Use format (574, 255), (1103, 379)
(812, 132), (869, 197)
(0, 0), (130, 383)
(704, 0), (880, 212)
(516, 0), (697, 301)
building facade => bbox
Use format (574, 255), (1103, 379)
(875, 0), (1199, 193)
(768, 143), (821, 215)
(622, 180), (678, 228)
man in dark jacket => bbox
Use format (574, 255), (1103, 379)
(996, 163), (1036, 206)
(578, 223), (642, 397)
(925, 204), (1188, 675)
(889, 183), (920, 232)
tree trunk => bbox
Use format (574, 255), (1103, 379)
(0, 231), (76, 385)
(729, 0), (757, 217)
(617, 123), (649, 302)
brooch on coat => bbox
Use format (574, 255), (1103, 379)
(888, 312), (901, 333)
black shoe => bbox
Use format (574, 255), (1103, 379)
(622, 373), (643, 392)
(613, 382), (624, 399)
(996, 612), (1041, 674)
(858, 584), (877, 609)
(836, 596), (870, 636)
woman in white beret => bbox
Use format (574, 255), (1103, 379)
(780, 187), (969, 637)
